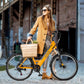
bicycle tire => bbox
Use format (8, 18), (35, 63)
(50, 53), (78, 80)
(6, 53), (34, 81)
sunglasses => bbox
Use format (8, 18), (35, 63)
(42, 9), (47, 12)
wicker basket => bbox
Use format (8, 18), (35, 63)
(20, 40), (38, 57)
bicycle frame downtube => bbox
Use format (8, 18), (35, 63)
(19, 58), (27, 67)
(37, 41), (57, 67)
(19, 58), (33, 69)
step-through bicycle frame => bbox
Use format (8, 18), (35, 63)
(19, 41), (57, 69)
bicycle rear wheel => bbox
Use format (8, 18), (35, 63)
(6, 54), (34, 81)
(50, 54), (78, 80)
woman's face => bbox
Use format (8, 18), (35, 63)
(42, 7), (50, 16)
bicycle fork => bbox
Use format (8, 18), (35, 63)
(54, 49), (65, 68)
(59, 54), (66, 68)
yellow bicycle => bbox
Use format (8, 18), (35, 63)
(6, 31), (78, 81)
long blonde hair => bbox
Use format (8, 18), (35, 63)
(42, 4), (53, 30)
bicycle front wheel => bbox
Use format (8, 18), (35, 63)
(6, 54), (34, 81)
(50, 54), (78, 80)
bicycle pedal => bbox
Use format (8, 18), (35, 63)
(38, 73), (42, 76)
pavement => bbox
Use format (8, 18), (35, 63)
(0, 58), (84, 84)
(0, 58), (6, 66)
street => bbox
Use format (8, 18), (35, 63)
(0, 62), (84, 84)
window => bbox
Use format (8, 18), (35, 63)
(9, 0), (14, 2)
(1, 0), (3, 6)
(37, 6), (40, 16)
(5, 0), (8, 3)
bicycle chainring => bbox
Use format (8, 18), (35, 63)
(34, 65), (40, 72)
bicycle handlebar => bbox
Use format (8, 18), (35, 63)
(52, 31), (61, 44)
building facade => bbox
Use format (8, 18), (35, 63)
(0, 0), (80, 61)
(56, 0), (77, 59)
(0, 0), (56, 57)
(78, 0), (84, 62)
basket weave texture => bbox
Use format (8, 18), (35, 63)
(20, 40), (38, 57)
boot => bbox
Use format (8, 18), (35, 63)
(49, 73), (53, 79)
(42, 73), (51, 79)
(50, 73), (57, 80)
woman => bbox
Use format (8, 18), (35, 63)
(27, 4), (56, 79)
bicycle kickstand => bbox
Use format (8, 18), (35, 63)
(38, 71), (42, 76)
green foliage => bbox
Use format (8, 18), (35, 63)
(33, 40), (38, 44)
(0, 65), (14, 71)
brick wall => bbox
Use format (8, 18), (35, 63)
(56, 0), (76, 31)
(13, 3), (31, 41)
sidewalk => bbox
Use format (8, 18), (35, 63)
(0, 58), (7, 66)
(0, 58), (84, 84)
